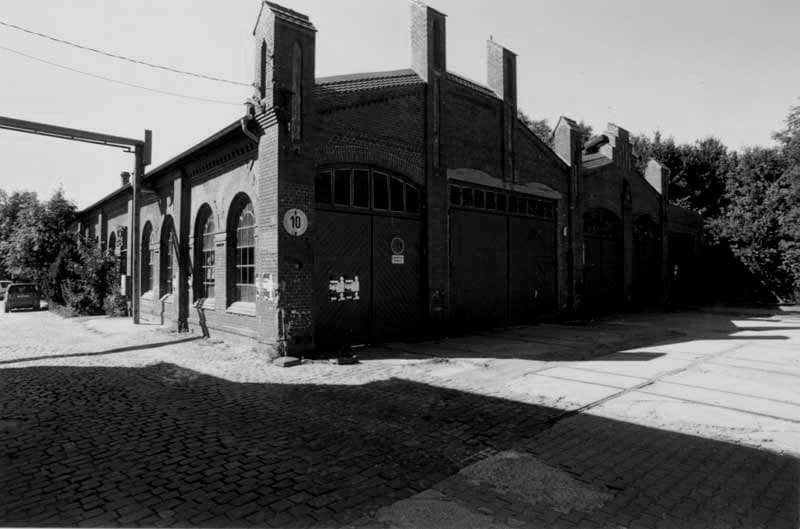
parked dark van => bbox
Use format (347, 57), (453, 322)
(4, 283), (40, 312)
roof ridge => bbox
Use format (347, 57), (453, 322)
(316, 69), (420, 85)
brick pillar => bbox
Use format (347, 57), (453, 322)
(253, 2), (316, 356)
(487, 40), (517, 183)
(646, 160), (671, 304)
(554, 117), (585, 313)
(622, 180), (634, 304)
(411, 1), (449, 333)
(173, 174), (190, 331)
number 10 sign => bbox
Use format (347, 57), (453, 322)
(283, 208), (308, 236)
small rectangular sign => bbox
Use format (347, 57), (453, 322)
(391, 255), (405, 265)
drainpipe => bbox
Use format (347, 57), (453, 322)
(240, 104), (259, 144)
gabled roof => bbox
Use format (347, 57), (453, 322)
(253, 1), (316, 34)
(315, 69), (424, 95)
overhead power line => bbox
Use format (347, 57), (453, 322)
(0, 44), (243, 106)
(0, 19), (252, 87)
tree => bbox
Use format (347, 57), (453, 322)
(709, 98), (800, 302)
(0, 188), (76, 290)
(575, 120), (593, 144)
(518, 110), (553, 146)
(632, 132), (731, 217)
(773, 99), (800, 164)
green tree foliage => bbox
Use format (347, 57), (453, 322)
(518, 110), (553, 145)
(632, 133), (731, 217)
(60, 237), (119, 315)
(709, 100), (800, 301)
(0, 188), (76, 290)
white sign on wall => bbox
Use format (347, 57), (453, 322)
(283, 208), (308, 236)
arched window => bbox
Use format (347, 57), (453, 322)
(108, 231), (116, 256)
(160, 216), (175, 296)
(194, 206), (216, 300)
(141, 222), (153, 293)
(230, 197), (256, 304)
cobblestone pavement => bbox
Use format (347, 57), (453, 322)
(0, 307), (798, 527)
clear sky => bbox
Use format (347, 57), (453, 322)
(1, 0), (798, 209)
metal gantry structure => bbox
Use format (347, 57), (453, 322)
(0, 115), (151, 323)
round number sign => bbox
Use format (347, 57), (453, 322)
(283, 208), (308, 236)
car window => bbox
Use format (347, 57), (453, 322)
(9, 284), (36, 295)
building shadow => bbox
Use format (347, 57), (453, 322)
(351, 306), (799, 362)
(0, 362), (797, 528)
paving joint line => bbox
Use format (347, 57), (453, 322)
(543, 341), (752, 427)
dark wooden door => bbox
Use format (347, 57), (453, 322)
(372, 216), (424, 341)
(450, 210), (508, 328)
(314, 210), (372, 348)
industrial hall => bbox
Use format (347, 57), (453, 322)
(75, 1), (703, 356)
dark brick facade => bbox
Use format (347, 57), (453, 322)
(75, 0), (703, 354)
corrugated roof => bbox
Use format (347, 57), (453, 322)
(446, 71), (498, 99)
(582, 151), (613, 170)
(315, 69), (423, 95)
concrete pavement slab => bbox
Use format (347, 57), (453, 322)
(591, 390), (800, 455)
(536, 366), (649, 389)
(664, 363), (800, 406)
(505, 373), (622, 410)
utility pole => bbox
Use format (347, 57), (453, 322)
(0, 116), (151, 323)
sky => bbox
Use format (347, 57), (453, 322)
(1, 0), (798, 209)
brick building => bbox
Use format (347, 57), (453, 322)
(75, 1), (703, 355)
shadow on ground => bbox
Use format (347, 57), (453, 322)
(0, 360), (797, 528)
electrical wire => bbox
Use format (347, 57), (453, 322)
(0, 19), (251, 87)
(0, 44), (244, 106)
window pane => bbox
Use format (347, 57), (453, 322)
(528, 199), (537, 216)
(406, 185), (420, 214)
(462, 188), (473, 207)
(353, 169), (369, 208)
(234, 202), (256, 303)
(315, 171), (332, 204)
(486, 192), (496, 210)
(496, 194), (506, 212)
(508, 195), (517, 213)
(474, 190), (485, 209)
(390, 177), (405, 212)
(450, 185), (461, 206)
(373, 172), (389, 209)
(334, 169), (350, 206)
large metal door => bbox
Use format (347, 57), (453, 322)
(451, 210), (508, 328)
(314, 167), (425, 350)
(583, 209), (622, 311)
(509, 216), (557, 323)
(372, 216), (424, 341)
(633, 215), (662, 306)
(314, 210), (372, 348)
